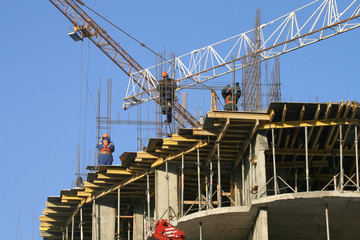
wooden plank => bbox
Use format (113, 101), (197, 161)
(207, 111), (270, 121)
(259, 118), (359, 130)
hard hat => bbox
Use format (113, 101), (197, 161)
(102, 133), (108, 138)
(227, 88), (234, 93)
(162, 71), (168, 77)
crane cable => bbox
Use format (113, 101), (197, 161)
(74, 0), (217, 93)
(74, 0), (166, 60)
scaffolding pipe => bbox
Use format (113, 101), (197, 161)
(197, 148), (201, 211)
(128, 221), (131, 240)
(181, 155), (184, 216)
(199, 222), (203, 240)
(166, 160), (170, 220)
(209, 160), (213, 205)
(66, 226), (68, 240)
(147, 173), (151, 232)
(62, 230), (65, 240)
(305, 126), (310, 192)
(249, 143), (253, 201)
(355, 125), (359, 191)
(80, 208), (83, 240)
(241, 156), (245, 206)
(340, 125), (344, 191)
(271, 129), (278, 195)
(71, 217), (74, 240)
(117, 188), (121, 240)
(325, 204), (330, 240)
(217, 143), (222, 207)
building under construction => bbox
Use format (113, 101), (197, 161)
(41, 0), (360, 239)
(40, 101), (360, 239)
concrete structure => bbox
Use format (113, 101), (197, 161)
(40, 101), (360, 240)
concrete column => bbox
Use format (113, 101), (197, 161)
(155, 163), (179, 224)
(92, 198), (116, 240)
(248, 208), (269, 240)
(254, 131), (269, 198)
(133, 201), (144, 240)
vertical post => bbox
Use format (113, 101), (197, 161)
(305, 126), (310, 192)
(65, 226), (68, 240)
(92, 200), (97, 240)
(249, 143), (253, 200)
(355, 125), (359, 191)
(181, 155), (184, 216)
(199, 222), (203, 240)
(197, 148), (201, 211)
(271, 129), (278, 195)
(166, 161), (170, 220)
(62, 230), (65, 240)
(117, 188), (121, 240)
(80, 208), (83, 240)
(209, 160), (213, 206)
(71, 217), (74, 240)
(339, 125), (344, 191)
(205, 174), (209, 209)
(217, 143), (222, 208)
(241, 157), (245, 206)
(325, 204), (330, 240)
(128, 220), (131, 240)
(294, 158), (298, 193)
(146, 174), (151, 233)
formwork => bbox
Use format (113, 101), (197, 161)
(40, 101), (360, 240)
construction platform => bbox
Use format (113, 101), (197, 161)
(40, 101), (360, 240)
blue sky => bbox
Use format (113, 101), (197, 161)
(1, 0), (360, 239)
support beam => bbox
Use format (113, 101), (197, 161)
(206, 118), (230, 165)
(259, 118), (359, 130)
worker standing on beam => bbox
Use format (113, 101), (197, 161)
(97, 133), (115, 165)
(222, 83), (241, 111)
(157, 71), (176, 123)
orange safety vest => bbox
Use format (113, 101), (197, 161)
(100, 140), (111, 154)
(225, 95), (234, 104)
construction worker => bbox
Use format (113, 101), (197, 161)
(222, 83), (241, 111)
(156, 71), (176, 123)
(97, 133), (115, 165)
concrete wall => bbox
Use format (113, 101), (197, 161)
(133, 201), (145, 240)
(248, 208), (269, 240)
(155, 163), (179, 224)
(92, 198), (116, 240)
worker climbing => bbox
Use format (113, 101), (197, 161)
(157, 71), (176, 123)
(222, 83), (241, 111)
(97, 133), (115, 165)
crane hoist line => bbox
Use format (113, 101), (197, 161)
(49, 0), (200, 128)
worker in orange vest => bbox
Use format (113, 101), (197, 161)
(156, 71), (176, 123)
(222, 83), (241, 111)
(97, 133), (115, 165)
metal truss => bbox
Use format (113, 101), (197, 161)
(124, 0), (360, 109)
(50, 0), (200, 128)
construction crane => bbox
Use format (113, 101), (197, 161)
(124, 0), (360, 108)
(49, 0), (200, 128)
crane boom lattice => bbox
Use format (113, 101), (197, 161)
(124, 0), (360, 109)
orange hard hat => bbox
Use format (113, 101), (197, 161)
(162, 71), (168, 77)
(102, 133), (108, 138)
